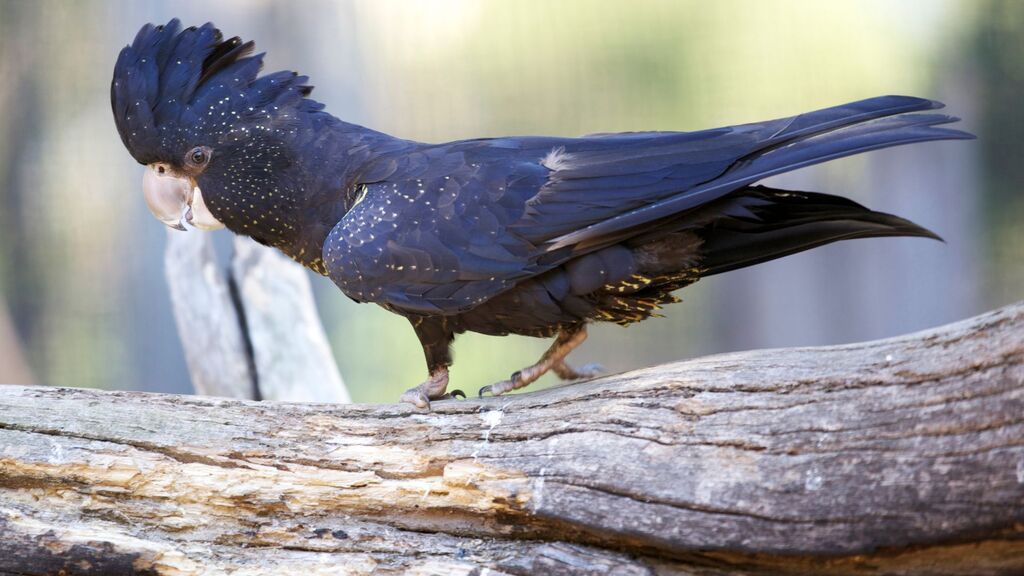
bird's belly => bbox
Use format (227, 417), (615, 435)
(448, 276), (581, 338)
(448, 235), (705, 337)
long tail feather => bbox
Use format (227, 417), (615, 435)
(546, 97), (972, 252)
(696, 186), (940, 276)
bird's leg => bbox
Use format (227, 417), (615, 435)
(401, 317), (460, 409)
(480, 324), (600, 397)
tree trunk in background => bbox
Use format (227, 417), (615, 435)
(0, 302), (1021, 575)
(165, 231), (349, 402)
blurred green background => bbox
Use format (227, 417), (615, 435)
(0, 0), (1020, 402)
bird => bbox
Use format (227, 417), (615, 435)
(112, 20), (973, 408)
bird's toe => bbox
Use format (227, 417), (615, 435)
(576, 363), (604, 379)
(479, 379), (515, 398)
(553, 360), (604, 381)
(399, 388), (431, 410)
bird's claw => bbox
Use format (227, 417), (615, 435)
(479, 373), (520, 398)
(479, 383), (506, 398)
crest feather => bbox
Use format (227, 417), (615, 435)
(111, 19), (319, 164)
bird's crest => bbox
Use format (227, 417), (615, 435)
(111, 19), (321, 165)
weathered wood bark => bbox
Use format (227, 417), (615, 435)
(0, 302), (1022, 575)
(164, 230), (349, 402)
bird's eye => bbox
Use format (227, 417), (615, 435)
(187, 146), (210, 167)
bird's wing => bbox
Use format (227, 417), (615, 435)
(323, 145), (551, 315)
(511, 95), (970, 252)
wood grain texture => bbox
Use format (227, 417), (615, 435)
(0, 302), (1022, 575)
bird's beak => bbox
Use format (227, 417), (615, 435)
(184, 185), (225, 231)
(143, 163), (191, 231)
(142, 163), (224, 231)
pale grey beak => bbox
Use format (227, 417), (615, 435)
(143, 163), (224, 231)
(143, 163), (190, 231)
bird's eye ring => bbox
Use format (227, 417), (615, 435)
(187, 146), (211, 167)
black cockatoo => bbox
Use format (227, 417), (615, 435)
(112, 21), (972, 408)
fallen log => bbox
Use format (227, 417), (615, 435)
(0, 302), (1022, 575)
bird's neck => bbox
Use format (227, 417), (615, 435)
(222, 116), (409, 275)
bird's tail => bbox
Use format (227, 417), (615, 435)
(695, 185), (940, 277)
(546, 96), (971, 253)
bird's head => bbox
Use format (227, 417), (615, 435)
(111, 19), (326, 239)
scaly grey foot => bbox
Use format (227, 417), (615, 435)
(479, 325), (591, 397)
(400, 367), (454, 409)
(552, 361), (604, 381)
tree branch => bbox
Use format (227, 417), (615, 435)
(0, 302), (1022, 575)
(164, 229), (254, 399)
(230, 236), (349, 403)
(164, 230), (349, 402)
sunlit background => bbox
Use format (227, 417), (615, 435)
(0, 0), (1021, 402)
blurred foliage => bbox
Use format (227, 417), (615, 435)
(353, 0), (942, 138)
(0, 0), (1019, 403)
(1, 1), (135, 389)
